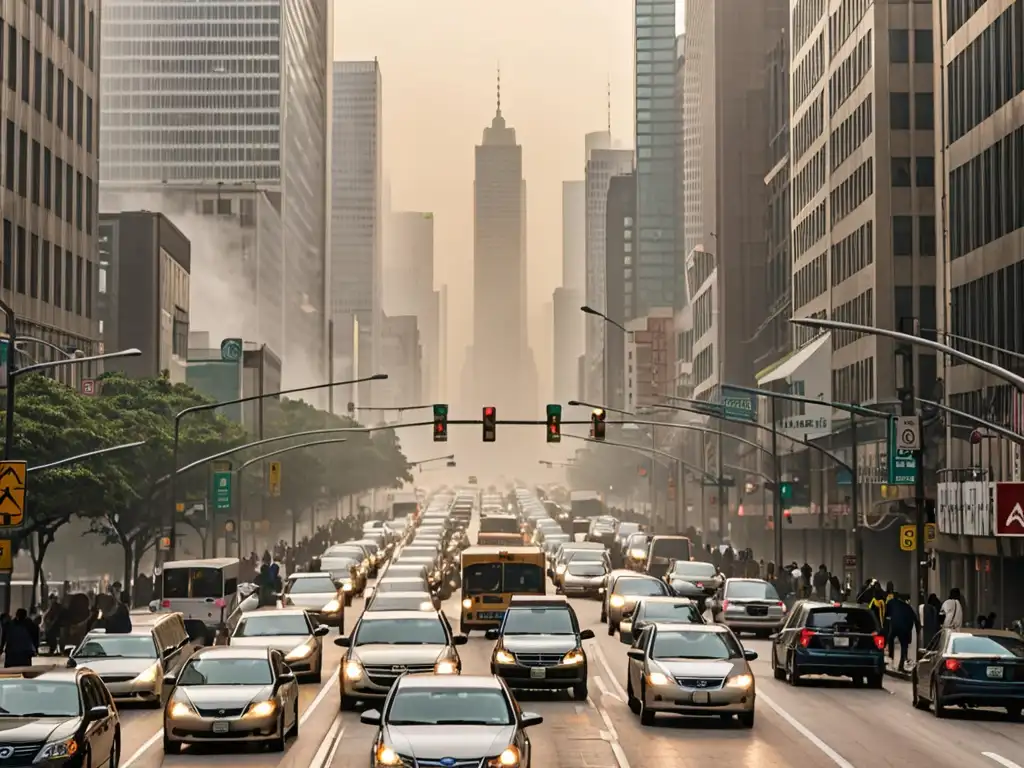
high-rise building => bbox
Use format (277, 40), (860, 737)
(605, 172), (637, 411)
(562, 181), (586, 294)
(553, 180), (586, 404)
(378, 314), (421, 409)
(331, 60), (383, 406)
(99, 0), (332, 395)
(0, 0), (103, 385)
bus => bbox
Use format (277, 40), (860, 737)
(460, 546), (546, 633)
(388, 491), (420, 523)
(158, 558), (240, 642)
(476, 514), (524, 546)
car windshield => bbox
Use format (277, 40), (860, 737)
(387, 688), (513, 726)
(375, 580), (425, 594)
(480, 517), (520, 534)
(652, 631), (739, 660)
(807, 609), (879, 632)
(626, 533), (648, 549)
(321, 557), (360, 576)
(639, 602), (701, 622)
(669, 562), (716, 579)
(566, 550), (605, 563)
(286, 577), (337, 595)
(0, 680), (80, 717)
(234, 615), (310, 637)
(74, 635), (158, 659)
(178, 658), (274, 685)
(354, 618), (447, 646)
(950, 634), (1024, 657)
(650, 538), (692, 561)
(503, 608), (575, 635)
(615, 578), (668, 596)
(618, 523), (640, 536)
(368, 596), (433, 612)
(725, 581), (780, 600)
(567, 562), (606, 577)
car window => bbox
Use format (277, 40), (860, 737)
(503, 608), (576, 636)
(807, 609), (878, 632)
(567, 562), (607, 576)
(668, 562), (716, 579)
(386, 688), (514, 726)
(234, 614), (311, 637)
(285, 577), (337, 594)
(353, 618), (448, 646)
(0, 679), (81, 717)
(950, 634), (1024, 658)
(74, 634), (158, 659)
(615, 578), (669, 596)
(566, 551), (606, 563)
(725, 580), (780, 600)
(652, 630), (740, 660)
(638, 602), (701, 623)
(178, 658), (274, 685)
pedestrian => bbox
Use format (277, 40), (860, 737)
(941, 588), (965, 629)
(827, 574), (845, 602)
(813, 565), (829, 600)
(42, 595), (65, 655)
(886, 593), (920, 672)
(2, 609), (37, 667)
(920, 593), (941, 647)
(868, 582), (887, 628)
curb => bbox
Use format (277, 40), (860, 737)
(884, 665), (912, 680)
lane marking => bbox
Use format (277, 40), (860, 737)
(984, 753), (1024, 768)
(310, 714), (345, 768)
(758, 692), (855, 768)
(588, 640), (628, 701)
(609, 741), (632, 768)
(122, 729), (163, 768)
(597, 706), (619, 741)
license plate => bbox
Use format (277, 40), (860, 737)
(212, 721), (230, 734)
(691, 692), (710, 705)
(478, 611), (504, 620)
(988, 666), (1004, 679)
(530, 667), (546, 679)
(833, 637), (849, 648)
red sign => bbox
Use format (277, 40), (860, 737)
(995, 482), (1024, 536)
(81, 378), (96, 396)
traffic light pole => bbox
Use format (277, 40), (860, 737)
(771, 396), (782, 570)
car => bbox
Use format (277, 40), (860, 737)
(769, 600), (885, 687)
(228, 607), (330, 682)
(365, 591), (438, 612)
(558, 558), (609, 598)
(162, 646), (300, 754)
(319, 554), (369, 601)
(912, 628), (1024, 717)
(336, 610), (469, 710)
(281, 571), (346, 628)
(603, 573), (674, 634)
(0, 666), (121, 765)
(663, 560), (721, 609)
(625, 623), (757, 727)
(360, 674), (542, 767)
(373, 576), (430, 596)
(622, 532), (651, 571)
(710, 578), (786, 637)
(487, 595), (595, 700)
(379, 563), (430, 582)
(325, 543), (379, 577)
(619, 596), (704, 644)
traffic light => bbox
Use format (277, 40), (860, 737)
(482, 406), (497, 442)
(546, 404), (562, 443)
(432, 403), (449, 443)
(779, 481), (793, 508)
(591, 408), (606, 441)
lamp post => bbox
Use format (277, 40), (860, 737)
(27, 441), (147, 473)
(409, 454), (455, 470)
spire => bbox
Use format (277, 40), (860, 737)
(607, 75), (611, 134)
(496, 62), (502, 117)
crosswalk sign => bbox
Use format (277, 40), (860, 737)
(0, 461), (26, 529)
(268, 461), (281, 497)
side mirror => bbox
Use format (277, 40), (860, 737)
(87, 705), (110, 721)
(626, 649), (645, 661)
(278, 671), (296, 683)
(65, 658), (77, 668)
(768, 634), (778, 641)
(452, 634), (469, 646)
(162, 674), (177, 687)
(360, 709), (382, 726)
(334, 636), (351, 647)
(520, 712), (543, 728)
(484, 628), (500, 640)
(743, 649), (758, 662)
(579, 629), (595, 641)
(619, 630), (633, 645)
(162, 645), (177, 658)
(314, 625), (330, 637)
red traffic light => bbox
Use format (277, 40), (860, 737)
(549, 424), (557, 433)
(484, 407), (495, 416)
(435, 423), (444, 432)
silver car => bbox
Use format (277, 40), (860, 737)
(228, 608), (329, 683)
(559, 559), (609, 598)
(603, 573), (673, 634)
(711, 578), (787, 637)
(281, 572), (345, 629)
(625, 623), (757, 727)
(365, 591), (438, 612)
(337, 610), (468, 710)
(373, 576), (430, 595)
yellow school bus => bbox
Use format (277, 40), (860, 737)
(476, 514), (526, 547)
(460, 546), (546, 632)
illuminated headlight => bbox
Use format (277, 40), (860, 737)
(609, 594), (625, 608)
(418, 601), (434, 611)
(646, 671), (671, 686)
(134, 662), (161, 684)
(286, 641), (314, 661)
(341, 582), (353, 592)
(344, 660), (364, 680)
(561, 649), (585, 666)
(167, 700), (197, 719)
(630, 549), (647, 559)
(375, 744), (402, 766)
(322, 599), (342, 613)
(726, 674), (753, 689)
(493, 648), (515, 665)
(434, 658), (457, 675)
(462, 598), (473, 610)
(35, 737), (78, 761)
(555, 564), (567, 575)
(245, 700), (277, 718)
(489, 746), (520, 766)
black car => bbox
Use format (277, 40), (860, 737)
(664, 560), (721, 608)
(487, 595), (594, 699)
(0, 666), (120, 767)
(770, 601), (885, 687)
(619, 596), (704, 644)
(912, 628), (1024, 717)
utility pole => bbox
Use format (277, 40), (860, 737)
(898, 317), (928, 607)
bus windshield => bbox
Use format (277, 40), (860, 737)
(650, 537), (692, 563)
(463, 562), (544, 595)
(480, 517), (520, 534)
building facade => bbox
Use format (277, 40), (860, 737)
(605, 172), (637, 411)
(331, 60), (383, 405)
(624, 309), (677, 411)
(553, 179), (586, 405)
(378, 314), (421, 409)
(0, 0), (102, 384)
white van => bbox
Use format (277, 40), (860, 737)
(158, 558), (240, 640)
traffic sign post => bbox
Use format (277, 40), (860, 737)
(213, 471), (232, 511)
(81, 379), (96, 396)
(0, 539), (12, 571)
(896, 415), (921, 451)
(843, 554), (857, 572)
(900, 524), (917, 551)
(0, 461), (27, 531)
(268, 461), (282, 497)
(924, 522), (937, 545)
(887, 418), (918, 485)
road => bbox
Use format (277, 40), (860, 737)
(116, 541), (1024, 767)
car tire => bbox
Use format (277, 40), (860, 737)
(912, 674), (928, 710)
(788, 655), (802, 686)
(340, 694), (359, 711)
(290, 700), (300, 737)
(867, 672), (883, 689)
(269, 713), (286, 752)
(344, 594), (353, 607)
(572, 682), (588, 700)
(1007, 705), (1022, 720)
(772, 654), (786, 681)
(626, 678), (640, 714)
(639, 682), (655, 727)
(931, 680), (948, 718)
(737, 711), (755, 729)
(162, 736), (181, 755)
(600, 610), (607, 623)
(109, 731), (120, 768)
(607, 622), (616, 636)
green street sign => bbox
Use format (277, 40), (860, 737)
(887, 418), (918, 485)
(212, 471), (233, 510)
(0, 339), (8, 387)
(720, 387), (757, 422)
(220, 338), (243, 362)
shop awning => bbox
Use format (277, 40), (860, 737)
(757, 333), (831, 385)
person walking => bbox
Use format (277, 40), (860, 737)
(941, 587), (965, 629)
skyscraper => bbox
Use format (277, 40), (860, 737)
(331, 60), (383, 406)
(553, 181), (586, 404)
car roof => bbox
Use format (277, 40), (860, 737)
(240, 607), (308, 618)
(370, 591), (432, 598)
(509, 595), (569, 607)
(378, 576), (427, 582)
(651, 622), (728, 634)
(636, 596), (694, 605)
(192, 646), (271, 660)
(288, 571), (334, 579)
(724, 577), (768, 583)
(163, 557), (239, 569)
(397, 673), (502, 690)
(359, 610), (442, 621)
(2, 666), (83, 682)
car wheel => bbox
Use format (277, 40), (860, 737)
(109, 731), (121, 768)
(772, 653), (786, 681)
(911, 673), (928, 710)
(340, 694), (359, 711)
(788, 654), (802, 686)
(269, 712), (286, 751)
(1007, 705), (1022, 720)
(607, 622), (616, 636)
(737, 711), (755, 729)
(867, 673), (883, 689)
(600, 610), (607, 623)
(931, 680), (947, 718)
(162, 735), (181, 755)
(291, 700), (300, 737)
(310, 663), (323, 684)
(572, 682), (588, 700)
(626, 678), (639, 714)
(638, 682), (655, 726)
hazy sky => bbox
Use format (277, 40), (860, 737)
(334, 1), (643, 402)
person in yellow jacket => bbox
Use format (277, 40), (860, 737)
(867, 583), (887, 627)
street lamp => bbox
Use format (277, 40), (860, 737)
(568, 399), (633, 416)
(27, 441), (147, 473)
(409, 454), (455, 469)
(580, 305), (629, 334)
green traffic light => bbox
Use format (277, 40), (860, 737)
(433, 403), (448, 417)
(779, 481), (793, 501)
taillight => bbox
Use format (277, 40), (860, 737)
(799, 628), (815, 648)
(695, 582), (704, 588)
(944, 658), (962, 673)
(721, 600), (730, 611)
(161, 599), (170, 608)
(872, 634), (885, 650)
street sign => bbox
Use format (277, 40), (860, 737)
(0, 340), (9, 388)
(81, 379), (96, 396)
(268, 461), (281, 496)
(843, 554), (857, 571)
(213, 471), (232, 511)
(158, 536), (172, 551)
(720, 386), (757, 422)
(899, 524), (916, 551)
(887, 419), (918, 485)
(220, 338), (243, 362)
(924, 522), (937, 545)
(223, 520), (236, 535)
(995, 481), (1024, 536)
(0, 461), (26, 530)
(896, 415), (921, 451)
(0, 539), (12, 571)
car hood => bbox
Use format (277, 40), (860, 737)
(179, 684), (272, 709)
(384, 724), (515, 759)
(657, 659), (737, 678)
(284, 594), (337, 609)
(230, 636), (311, 653)
(73, 657), (156, 676)
(350, 645), (447, 665)
(0, 716), (78, 743)
(501, 635), (579, 654)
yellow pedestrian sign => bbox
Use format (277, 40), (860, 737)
(924, 522), (937, 546)
(900, 524), (916, 551)
(0, 539), (12, 571)
(0, 461), (27, 529)
(268, 461), (282, 497)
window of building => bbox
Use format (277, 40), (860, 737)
(52, 247), (61, 308)
(32, 49), (41, 112)
(3, 120), (14, 191)
(41, 240), (50, 303)
(75, 86), (82, 145)
(29, 140), (39, 205)
(895, 286), (914, 327)
(85, 95), (92, 151)
(54, 157), (63, 217)
(64, 163), (72, 222)
(173, 308), (188, 357)
(15, 225), (25, 294)
(915, 156), (935, 187)
(890, 29), (909, 62)
(45, 59), (53, 120)
(29, 234), (38, 299)
(890, 92), (910, 129)
(64, 251), (73, 310)
(85, 261), (91, 318)
(87, 11), (94, 70)
(75, 171), (82, 231)
(893, 215), (914, 256)
(1, 219), (10, 291)
(5, 26), (14, 92)
(74, 255), (82, 314)
(56, 71), (63, 128)
(892, 157), (912, 187)
(919, 215), (937, 257)
(913, 29), (933, 63)
(17, 129), (27, 196)
(65, 80), (73, 138)
(85, 177), (92, 235)
(19, 36), (28, 103)
(43, 148), (51, 210)
(914, 92), (934, 130)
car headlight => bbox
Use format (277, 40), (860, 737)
(555, 564), (567, 575)
(726, 674), (753, 689)
(630, 549), (647, 559)
(245, 700), (277, 718)
(562, 649), (585, 665)
(134, 662), (161, 684)
(345, 660), (364, 680)
(341, 582), (353, 592)
(167, 700), (197, 719)
(323, 599), (342, 612)
(286, 641), (314, 661)
(35, 737), (78, 761)
(489, 746), (520, 766)
(375, 744), (402, 766)
(434, 658), (457, 675)
(647, 671), (671, 686)
(609, 594), (625, 608)
(493, 648), (515, 665)
(462, 598), (473, 609)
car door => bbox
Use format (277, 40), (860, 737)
(773, 604), (804, 666)
(270, 651), (296, 724)
(627, 626), (652, 691)
(916, 630), (944, 687)
(82, 676), (113, 759)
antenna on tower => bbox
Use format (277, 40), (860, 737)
(496, 62), (502, 115)
(607, 75), (611, 134)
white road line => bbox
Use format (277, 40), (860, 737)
(121, 729), (163, 768)
(758, 692), (855, 768)
(983, 753), (1024, 768)
(310, 715), (345, 768)
(597, 706), (619, 741)
(589, 640), (628, 701)
(609, 742), (632, 768)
